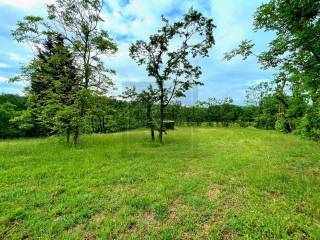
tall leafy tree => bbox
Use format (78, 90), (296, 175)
(129, 9), (215, 143)
(224, 0), (320, 139)
(12, 0), (117, 144)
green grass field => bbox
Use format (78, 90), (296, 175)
(0, 127), (319, 239)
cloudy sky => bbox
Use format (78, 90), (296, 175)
(0, 0), (275, 105)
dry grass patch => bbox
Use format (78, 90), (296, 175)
(91, 212), (105, 225)
(206, 184), (221, 201)
(142, 211), (160, 229)
(167, 200), (190, 224)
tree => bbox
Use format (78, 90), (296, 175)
(0, 101), (23, 138)
(13, 33), (78, 143)
(224, 0), (320, 139)
(129, 8), (215, 143)
(123, 85), (158, 141)
(12, 0), (117, 144)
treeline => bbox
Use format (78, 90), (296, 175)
(2, 86), (320, 142)
(164, 98), (256, 127)
(0, 94), (146, 139)
(4, 0), (320, 143)
(0, 93), (258, 139)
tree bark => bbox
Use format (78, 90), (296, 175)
(91, 116), (94, 132)
(151, 125), (155, 141)
(102, 116), (105, 133)
(73, 98), (84, 145)
(73, 126), (80, 145)
(73, 34), (90, 145)
(147, 104), (155, 141)
(159, 90), (164, 143)
(66, 125), (70, 144)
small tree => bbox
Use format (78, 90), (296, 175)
(129, 9), (215, 143)
(123, 85), (158, 141)
(12, 0), (117, 144)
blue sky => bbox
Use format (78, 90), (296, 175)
(0, 0), (275, 105)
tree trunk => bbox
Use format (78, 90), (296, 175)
(91, 116), (94, 132)
(66, 125), (70, 144)
(147, 104), (155, 141)
(159, 95), (164, 143)
(102, 116), (105, 133)
(73, 126), (80, 145)
(151, 126), (155, 141)
(98, 115), (102, 133)
(73, 99), (84, 145)
(74, 37), (89, 145)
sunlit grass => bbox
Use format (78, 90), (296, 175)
(0, 127), (319, 239)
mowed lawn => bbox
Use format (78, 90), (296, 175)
(0, 127), (319, 239)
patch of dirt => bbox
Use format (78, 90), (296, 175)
(206, 184), (221, 201)
(91, 212), (105, 225)
(183, 232), (192, 239)
(303, 166), (320, 177)
(197, 215), (223, 238)
(219, 230), (237, 240)
(181, 171), (195, 177)
(143, 211), (155, 223)
(67, 223), (94, 239)
(167, 200), (189, 224)
(68, 224), (82, 234)
(200, 223), (211, 238)
(219, 195), (238, 212)
(142, 211), (160, 228)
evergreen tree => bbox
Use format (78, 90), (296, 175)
(17, 33), (78, 142)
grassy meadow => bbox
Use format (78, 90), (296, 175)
(0, 127), (319, 239)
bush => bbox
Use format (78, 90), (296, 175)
(294, 104), (320, 141)
(275, 114), (291, 133)
(236, 120), (251, 128)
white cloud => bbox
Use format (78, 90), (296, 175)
(0, 63), (9, 68)
(8, 52), (29, 62)
(0, 76), (8, 82)
(0, 0), (42, 10)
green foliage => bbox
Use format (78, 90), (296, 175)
(0, 102), (21, 138)
(225, 0), (320, 140)
(130, 8), (215, 142)
(122, 85), (158, 141)
(88, 95), (145, 133)
(275, 113), (289, 133)
(12, 0), (118, 144)
(16, 33), (79, 140)
(254, 95), (278, 130)
(296, 104), (320, 141)
(223, 40), (255, 61)
(0, 95), (27, 138)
